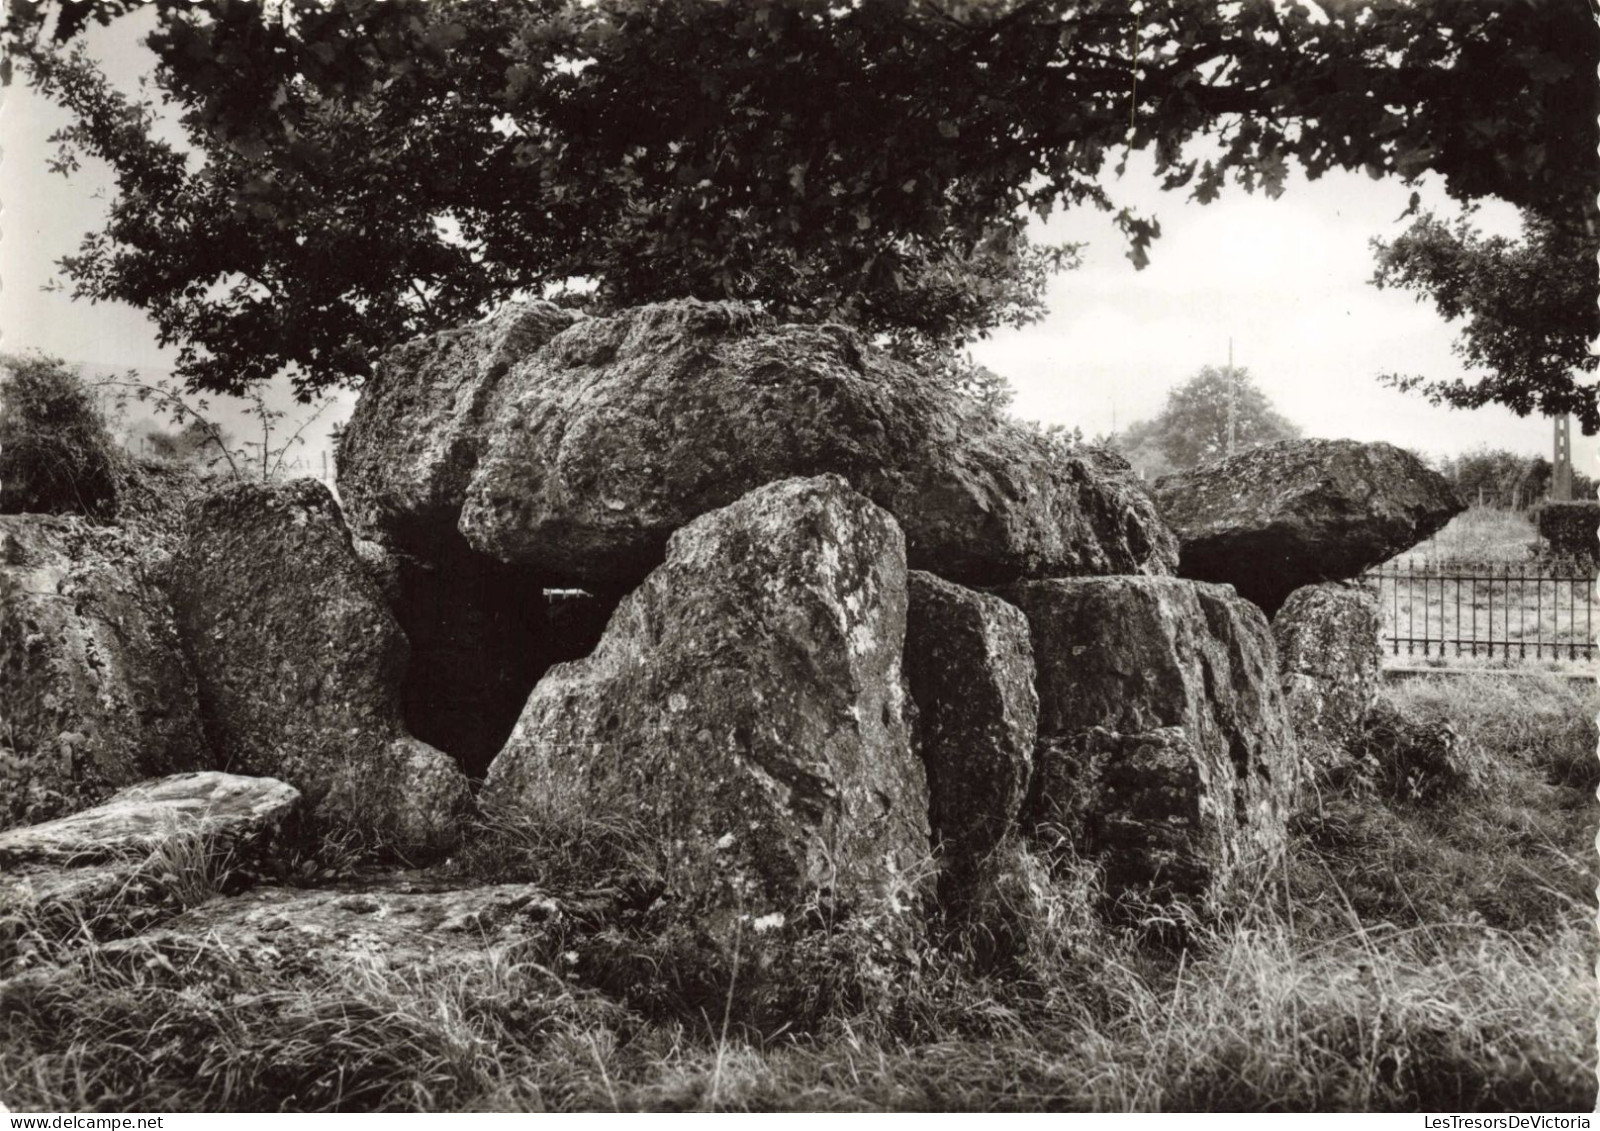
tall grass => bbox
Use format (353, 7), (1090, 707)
(1399, 506), (1540, 567)
(1, 673), (1593, 1112)
(2, 820), (234, 975)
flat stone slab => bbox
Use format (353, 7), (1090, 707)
(0, 772), (301, 865)
(1153, 438), (1463, 615)
(107, 879), (568, 972)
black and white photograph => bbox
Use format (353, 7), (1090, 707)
(0, 0), (1595, 1114)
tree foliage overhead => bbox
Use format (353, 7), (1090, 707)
(1114, 365), (1301, 474)
(6, 0), (1596, 405)
(1373, 209), (1598, 434)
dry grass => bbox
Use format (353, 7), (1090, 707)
(1, 675), (1594, 1113)
(1397, 506), (1542, 567)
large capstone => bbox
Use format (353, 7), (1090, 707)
(903, 570), (1036, 916)
(454, 300), (1174, 590)
(483, 475), (930, 940)
(1152, 439), (1464, 615)
(337, 300), (581, 550)
(998, 576), (1299, 906)
(0, 516), (209, 829)
(169, 479), (470, 854)
(1272, 581), (1383, 759)
(336, 303), (574, 772)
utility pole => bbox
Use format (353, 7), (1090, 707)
(1225, 338), (1237, 457)
(1552, 413), (1573, 501)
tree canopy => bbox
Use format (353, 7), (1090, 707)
(1373, 208), (1598, 433)
(1434, 446), (1596, 511)
(1113, 365), (1300, 474)
(6, 0), (1596, 406)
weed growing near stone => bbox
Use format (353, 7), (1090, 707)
(1, 675), (1593, 1112)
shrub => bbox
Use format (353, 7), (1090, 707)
(0, 355), (123, 519)
(1532, 499), (1600, 563)
(1346, 698), (1473, 802)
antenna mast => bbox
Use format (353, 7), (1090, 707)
(1225, 338), (1237, 456)
(1553, 413), (1573, 501)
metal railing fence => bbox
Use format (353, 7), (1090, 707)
(1362, 561), (1596, 661)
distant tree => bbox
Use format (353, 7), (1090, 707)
(1115, 365), (1300, 472)
(1434, 447), (1596, 511)
(1373, 209), (1598, 432)
(144, 417), (233, 468)
(1107, 415), (1175, 481)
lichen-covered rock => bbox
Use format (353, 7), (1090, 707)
(110, 459), (210, 552)
(1153, 439), (1464, 615)
(376, 736), (477, 851)
(998, 576), (1299, 905)
(1273, 582), (1383, 758)
(169, 479), (470, 854)
(110, 879), (568, 975)
(350, 536), (402, 604)
(903, 571), (1036, 914)
(0, 515), (208, 829)
(457, 300), (1175, 590)
(0, 773), (302, 952)
(337, 300), (581, 550)
(1031, 727), (1228, 901)
(484, 475), (930, 940)
(0, 772), (300, 865)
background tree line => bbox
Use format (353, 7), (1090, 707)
(1433, 448), (1596, 512)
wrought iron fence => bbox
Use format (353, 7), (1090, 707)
(1361, 562), (1596, 661)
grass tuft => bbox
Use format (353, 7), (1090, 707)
(0, 671), (1593, 1111)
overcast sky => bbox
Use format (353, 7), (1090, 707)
(2, 13), (1593, 478)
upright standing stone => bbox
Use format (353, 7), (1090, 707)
(0, 516), (208, 829)
(170, 479), (470, 854)
(999, 576), (1299, 905)
(1272, 581), (1383, 759)
(485, 475), (930, 940)
(903, 571), (1037, 913)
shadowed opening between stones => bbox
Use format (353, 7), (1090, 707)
(389, 527), (614, 779)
